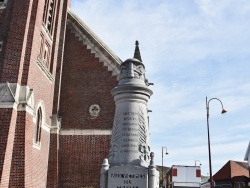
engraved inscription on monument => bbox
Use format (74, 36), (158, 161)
(121, 111), (139, 154)
(108, 165), (148, 188)
(109, 104), (150, 166)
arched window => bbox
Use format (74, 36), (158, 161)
(42, 0), (57, 35)
(35, 107), (42, 143)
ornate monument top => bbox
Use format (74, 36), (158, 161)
(133, 40), (143, 62)
(119, 41), (147, 86)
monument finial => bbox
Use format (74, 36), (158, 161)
(133, 40), (142, 62)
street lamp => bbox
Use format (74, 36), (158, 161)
(195, 160), (202, 166)
(162, 147), (169, 187)
(206, 97), (227, 188)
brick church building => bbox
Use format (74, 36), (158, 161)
(0, 0), (122, 187)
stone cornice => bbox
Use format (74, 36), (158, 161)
(37, 57), (54, 82)
(59, 129), (112, 136)
(67, 10), (121, 78)
(0, 83), (34, 114)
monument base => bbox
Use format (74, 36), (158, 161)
(108, 164), (148, 188)
(100, 158), (159, 188)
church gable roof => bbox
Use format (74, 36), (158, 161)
(66, 10), (122, 77)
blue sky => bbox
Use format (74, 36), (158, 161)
(71, 0), (250, 175)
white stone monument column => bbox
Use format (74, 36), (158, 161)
(100, 41), (159, 188)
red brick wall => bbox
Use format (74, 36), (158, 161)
(52, 0), (69, 115)
(0, 4), (9, 76)
(0, 0), (69, 187)
(46, 1), (70, 181)
(0, 7), (6, 41)
(58, 27), (118, 187)
(29, 129), (50, 188)
(59, 29), (117, 129)
(0, 110), (50, 187)
(59, 135), (111, 188)
(0, 108), (17, 186)
(9, 111), (26, 187)
(47, 134), (59, 188)
(0, 108), (12, 178)
(0, 1), (33, 84)
(21, 0), (39, 85)
(1, 0), (118, 187)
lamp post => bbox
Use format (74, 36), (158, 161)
(206, 97), (227, 188)
(162, 147), (169, 187)
(195, 160), (202, 166)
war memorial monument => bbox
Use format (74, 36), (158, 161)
(100, 41), (159, 188)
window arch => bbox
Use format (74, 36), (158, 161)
(33, 100), (45, 145)
(35, 107), (42, 143)
(42, 0), (57, 35)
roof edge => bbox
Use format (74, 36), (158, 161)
(67, 10), (122, 77)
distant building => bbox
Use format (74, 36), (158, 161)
(165, 165), (201, 188)
(213, 160), (249, 188)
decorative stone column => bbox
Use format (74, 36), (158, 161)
(100, 41), (159, 188)
(109, 55), (152, 167)
(100, 158), (109, 188)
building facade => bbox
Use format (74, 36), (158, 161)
(0, 1), (121, 187)
(165, 165), (201, 188)
(213, 160), (250, 188)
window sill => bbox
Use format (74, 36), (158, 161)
(33, 142), (41, 150)
(37, 57), (54, 82)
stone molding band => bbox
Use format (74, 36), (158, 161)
(0, 83), (34, 114)
(59, 129), (112, 136)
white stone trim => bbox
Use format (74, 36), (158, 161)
(59, 129), (112, 136)
(33, 100), (46, 144)
(0, 83), (35, 115)
(0, 83), (19, 103)
(0, 102), (18, 109)
(50, 114), (61, 134)
(0, 0), (7, 8)
(37, 57), (54, 82)
(42, 123), (51, 133)
(32, 142), (41, 150)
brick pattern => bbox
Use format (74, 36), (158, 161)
(59, 29), (117, 129)
(0, 0), (119, 187)
(0, 1), (32, 83)
(20, 0), (39, 85)
(0, 0), (69, 187)
(57, 26), (118, 187)
(52, 0), (70, 114)
(59, 135), (111, 188)
(47, 134), (59, 188)
(0, 7), (5, 41)
(0, 108), (12, 177)
(29, 129), (50, 188)
(0, 108), (16, 186)
(9, 111), (26, 187)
